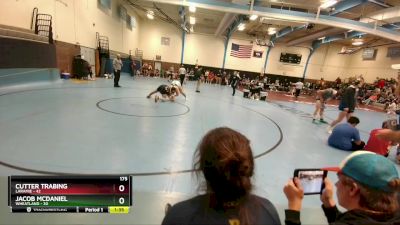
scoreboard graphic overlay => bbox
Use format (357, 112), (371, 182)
(9, 176), (132, 213)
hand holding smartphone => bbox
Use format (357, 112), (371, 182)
(293, 169), (327, 195)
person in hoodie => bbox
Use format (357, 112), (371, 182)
(283, 151), (400, 225)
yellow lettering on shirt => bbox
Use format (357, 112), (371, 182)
(229, 219), (240, 225)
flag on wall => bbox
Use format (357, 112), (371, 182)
(253, 51), (263, 58)
(230, 43), (253, 58)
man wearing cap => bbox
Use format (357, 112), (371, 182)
(113, 54), (123, 87)
(284, 151), (400, 225)
(328, 116), (365, 151)
(313, 87), (338, 124)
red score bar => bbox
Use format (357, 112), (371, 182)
(24, 183), (130, 195)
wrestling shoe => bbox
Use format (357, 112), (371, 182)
(320, 119), (328, 124)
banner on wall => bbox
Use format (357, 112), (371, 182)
(253, 51), (263, 58)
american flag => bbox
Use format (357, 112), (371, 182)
(230, 43), (253, 58)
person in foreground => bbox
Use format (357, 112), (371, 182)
(328, 116), (365, 151)
(376, 129), (400, 163)
(162, 127), (281, 225)
(284, 151), (400, 225)
(364, 121), (396, 157)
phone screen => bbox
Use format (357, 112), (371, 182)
(294, 169), (327, 195)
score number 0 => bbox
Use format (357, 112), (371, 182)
(118, 176), (128, 205)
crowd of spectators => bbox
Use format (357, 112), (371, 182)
(137, 61), (399, 111)
(356, 77), (398, 109)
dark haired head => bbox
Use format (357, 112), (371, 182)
(348, 116), (360, 125)
(194, 127), (254, 202)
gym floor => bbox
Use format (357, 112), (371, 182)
(0, 73), (399, 224)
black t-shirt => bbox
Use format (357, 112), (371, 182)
(231, 76), (240, 87)
(341, 86), (356, 110)
(157, 85), (170, 95)
(162, 194), (281, 225)
(194, 69), (202, 80)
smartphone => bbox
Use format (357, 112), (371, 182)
(293, 169), (327, 195)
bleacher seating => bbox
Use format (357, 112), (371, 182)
(371, 102), (385, 110)
(0, 24), (48, 43)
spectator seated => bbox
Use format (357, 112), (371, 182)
(243, 89), (250, 98)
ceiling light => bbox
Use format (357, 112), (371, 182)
(267, 27), (276, 35)
(189, 5), (196, 13)
(147, 11), (154, 20)
(320, 0), (338, 9)
(238, 23), (246, 31)
(352, 38), (363, 46)
(249, 15), (258, 21)
(189, 16), (196, 25)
